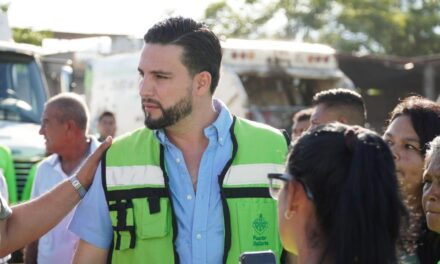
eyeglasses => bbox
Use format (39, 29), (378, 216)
(267, 173), (314, 201)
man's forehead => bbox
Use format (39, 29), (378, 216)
(139, 44), (185, 70)
(142, 43), (184, 57)
(312, 104), (338, 119)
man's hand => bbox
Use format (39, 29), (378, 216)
(77, 136), (112, 189)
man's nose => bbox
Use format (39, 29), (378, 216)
(390, 145), (400, 161)
(139, 77), (154, 97)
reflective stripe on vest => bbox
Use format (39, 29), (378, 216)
(106, 165), (164, 187)
(223, 163), (285, 187)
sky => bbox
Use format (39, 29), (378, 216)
(6, 0), (216, 37)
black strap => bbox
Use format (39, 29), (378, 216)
(281, 129), (291, 146)
(147, 196), (161, 214)
(110, 200), (137, 250)
(107, 187), (168, 200)
(219, 116), (238, 264)
(115, 232), (121, 250)
(109, 200), (133, 229)
(223, 187), (272, 199)
(114, 226), (136, 250)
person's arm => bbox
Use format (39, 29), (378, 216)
(23, 240), (38, 264)
(73, 239), (108, 264)
(0, 137), (112, 256)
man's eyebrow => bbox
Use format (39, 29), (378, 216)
(383, 132), (420, 144)
(137, 68), (174, 78)
(404, 138), (421, 144)
(150, 70), (173, 76)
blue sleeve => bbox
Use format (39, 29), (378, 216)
(68, 163), (113, 249)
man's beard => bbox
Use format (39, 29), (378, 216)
(142, 93), (193, 130)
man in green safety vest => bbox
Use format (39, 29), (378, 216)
(69, 17), (289, 264)
(0, 146), (16, 204)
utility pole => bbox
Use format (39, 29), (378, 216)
(423, 63), (436, 101)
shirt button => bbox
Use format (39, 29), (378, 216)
(219, 137), (223, 142)
(186, 195), (192, 200)
(176, 158), (180, 163)
(196, 233), (202, 240)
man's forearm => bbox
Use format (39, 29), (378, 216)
(0, 137), (112, 256)
(0, 179), (83, 256)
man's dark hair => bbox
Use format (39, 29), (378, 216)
(293, 108), (313, 124)
(312, 88), (366, 126)
(144, 17), (222, 94)
(98, 111), (115, 122)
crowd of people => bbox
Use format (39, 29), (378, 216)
(0, 16), (439, 264)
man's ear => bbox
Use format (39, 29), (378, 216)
(65, 120), (78, 134)
(193, 71), (212, 96)
(337, 116), (349, 125)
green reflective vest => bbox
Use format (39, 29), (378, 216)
(103, 117), (288, 264)
(0, 146), (17, 203)
(21, 162), (39, 202)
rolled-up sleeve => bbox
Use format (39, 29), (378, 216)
(68, 163), (113, 249)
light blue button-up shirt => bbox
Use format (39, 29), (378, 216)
(155, 99), (233, 264)
(69, 100), (233, 264)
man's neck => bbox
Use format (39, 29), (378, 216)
(59, 137), (90, 176)
(165, 101), (218, 148)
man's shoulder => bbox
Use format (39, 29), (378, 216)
(37, 154), (58, 170)
(107, 127), (158, 160)
(234, 117), (283, 136)
(112, 127), (156, 146)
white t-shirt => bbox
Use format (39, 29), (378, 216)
(31, 137), (99, 264)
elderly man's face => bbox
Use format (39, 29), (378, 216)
(423, 152), (440, 233)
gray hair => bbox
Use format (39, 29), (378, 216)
(426, 135), (440, 160)
(46, 93), (89, 133)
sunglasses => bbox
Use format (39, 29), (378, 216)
(267, 173), (314, 201)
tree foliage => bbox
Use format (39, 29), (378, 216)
(12, 28), (53, 46)
(204, 0), (440, 56)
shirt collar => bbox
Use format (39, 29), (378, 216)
(45, 136), (100, 168)
(154, 99), (233, 146)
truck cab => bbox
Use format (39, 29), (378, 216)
(0, 40), (47, 201)
(221, 39), (353, 130)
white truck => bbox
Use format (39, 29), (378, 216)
(0, 11), (71, 201)
(85, 39), (352, 135)
(221, 39), (353, 129)
(0, 40), (48, 201)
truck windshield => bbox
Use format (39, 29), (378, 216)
(0, 52), (46, 124)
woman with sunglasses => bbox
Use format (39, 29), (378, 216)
(383, 96), (440, 263)
(269, 123), (405, 264)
